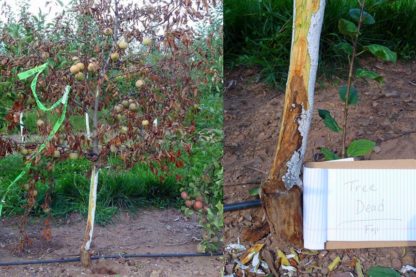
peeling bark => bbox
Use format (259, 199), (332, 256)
(80, 165), (99, 267)
(261, 0), (326, 248)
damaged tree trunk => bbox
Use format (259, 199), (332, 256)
(80, 165), (99, 267)
(261, 0), (326, 248)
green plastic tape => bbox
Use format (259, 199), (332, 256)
(0, 63), (71, 217)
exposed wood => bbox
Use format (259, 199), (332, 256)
(241, 222), (270, 243)
(261, 0), (326, 248)
(80, 165), (99, 267)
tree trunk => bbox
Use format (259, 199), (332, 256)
(261, 0), (326, 249)
(80, 165), (99, 267)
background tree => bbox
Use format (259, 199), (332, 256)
(0, 0), (219, 266)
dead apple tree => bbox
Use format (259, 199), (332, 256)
(261, 0), (326, 248)
(0, 0), (218, 267)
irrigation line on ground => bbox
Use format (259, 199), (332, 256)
(223, 199), (262, 212)
(0, 200), (261, 267)
(0, 252), (222, 267)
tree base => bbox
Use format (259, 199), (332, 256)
(261, 178), (303, 250)
(80, 248), (91, 267)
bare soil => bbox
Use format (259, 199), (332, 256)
(0, 209), (223, 276)
(223, 58), (416, 276)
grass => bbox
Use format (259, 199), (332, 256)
(0, 155), (182, 224)
(224, 0), (416, 87)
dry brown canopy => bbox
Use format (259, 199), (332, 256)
(0, 0), (220, 168)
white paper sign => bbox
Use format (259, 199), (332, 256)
(303, 160), (416, 250)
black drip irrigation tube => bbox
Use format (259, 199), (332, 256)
(0, 252), (222, 267)
(223, 199), (262, 212)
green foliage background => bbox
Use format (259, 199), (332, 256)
(224, 0), (416, 87)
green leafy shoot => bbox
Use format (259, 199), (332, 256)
(347, 139), (376, 157)
(364, 44), (397, 62)
(356, 68), (384, 83)
(349, 8), (375, 25)
(334, 42), (353, 56)
(338, 19), (358, 36)
(339, 85), (358, 105)
(318, 109), (342, 133)
(320, 147), (340, 161)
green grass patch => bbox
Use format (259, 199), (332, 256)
(0, 155), (183, 224)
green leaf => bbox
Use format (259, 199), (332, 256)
(338, 19), (358, 36)
(320, 148), (340, 161)
(248, 187), (260, 196)
(364, 44), (397, 62)
(356, 68), (384, 83)
(334, 42), (353, 56)
(349, 9), (375, 25)
(318, 109), (342, 133)
(347, 139), (376, 157)
(339, 85), (359, 105)
(367, 266), (400, 277)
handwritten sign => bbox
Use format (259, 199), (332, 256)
(303, 160), (416, 250)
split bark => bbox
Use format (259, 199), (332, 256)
(261, 0), (326, 249)
(79, 0), (120, 266)
(80, 165), (99, 267)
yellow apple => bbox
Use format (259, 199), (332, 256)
(143, 37), (152, 46)
(142, 119), (149, 127)
(135, 79), (144, 88)
(70, 65), (80, 74)
(110, 52), (119, 61)
(103, 28), (113, 36)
